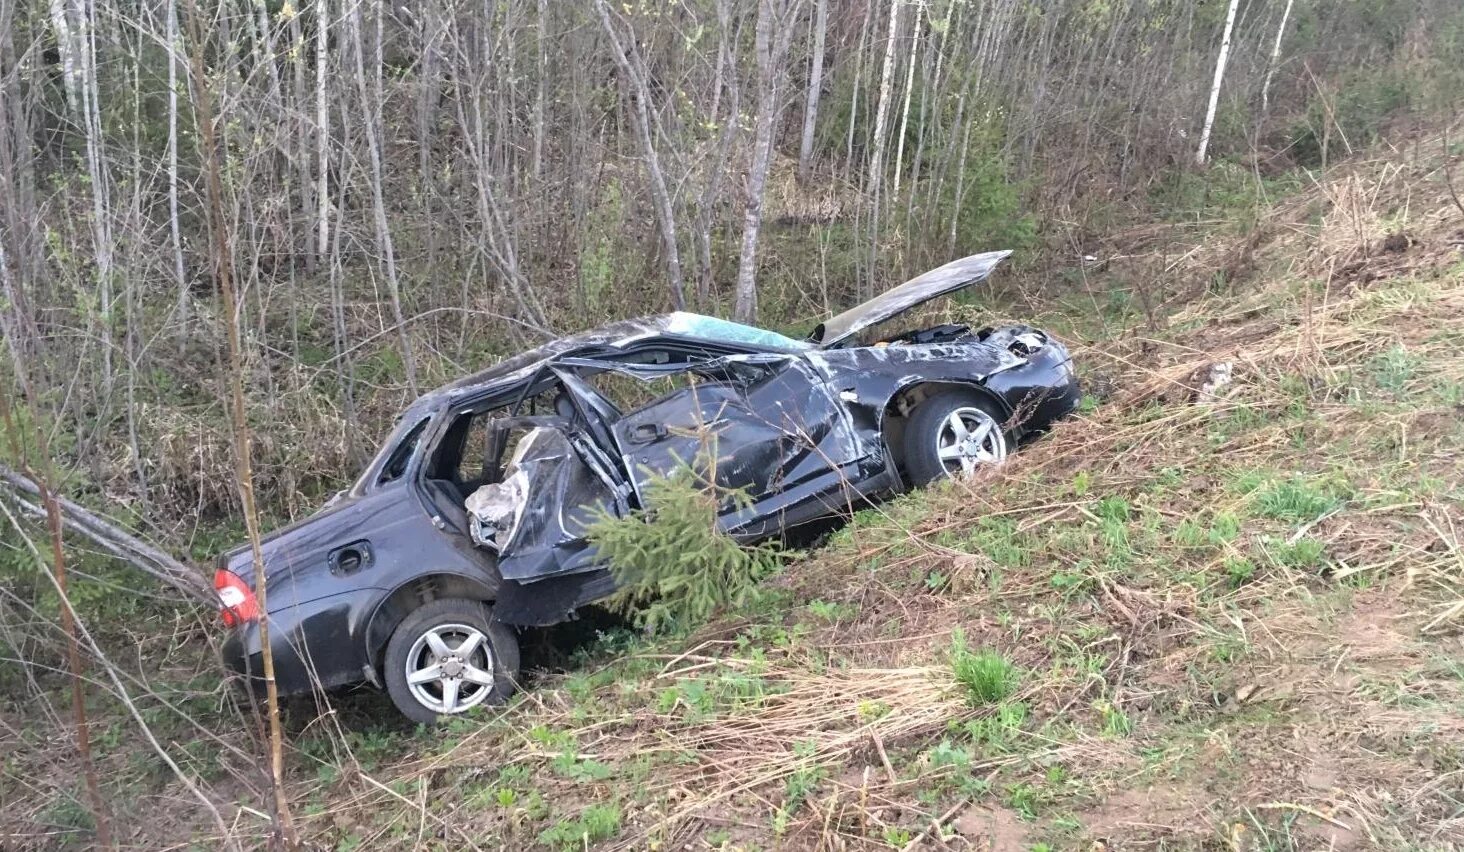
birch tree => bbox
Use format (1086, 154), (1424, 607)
(1261, 0), (1295, 119)
(593, 0), (688, 310)
(733, 0), (799, 322)
(181, 0), (297, 840)
(349, 0), (420, 394)
(797, 0), (828, 183)
(1196, 0), (1242, 165)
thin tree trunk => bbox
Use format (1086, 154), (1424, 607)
(948, 99), (974, 257)
(1196, 0), (1241, 165)
(180, 0), (297, 842)
(733, 0), (798, 323)
(444, 15), (550, 338)
(892, 2), (922, 202)
(866, 0), (902, 275)
(696, 0), (742, 307)
(286, 2), (312, 275)
(797, 0), (827, 184)
(166, 0), (188, 331)
(0, 396), (113, 849)
(316, 0), (330, 265)
(1261, 0), (1294, 119)
(52, 0), (115, 402)
(349, 0), (419, 393)
(844, 0), (874, 187)
(532, 0), (548, 182)
(0, 489), (234, 849)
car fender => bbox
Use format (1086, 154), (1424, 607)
(885, 378), (1014, 425)
(361, 570), (500, 676)
(804, 344), (1020, 433)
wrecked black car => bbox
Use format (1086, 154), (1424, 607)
(216, 252), (1080, 722)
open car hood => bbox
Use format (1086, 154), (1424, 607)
(811, 250), (1012, 348)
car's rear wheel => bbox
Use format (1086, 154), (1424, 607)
(383, 598), (519, 724)
(902, 390), (1008, 486)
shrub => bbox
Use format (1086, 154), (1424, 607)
(587, 454), (784, 633)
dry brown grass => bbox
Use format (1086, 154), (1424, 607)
(15, 126), (1462, 852)
(285, 130), (1464, 850)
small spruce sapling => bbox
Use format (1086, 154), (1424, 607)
(587, 444), (783, 633)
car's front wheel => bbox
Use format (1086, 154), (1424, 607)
(382, 598), (519, 724)
(903, 390), (1009, 486)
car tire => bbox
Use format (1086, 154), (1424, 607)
(382, 598), (519, 725)
(902, 390), (1009, 487)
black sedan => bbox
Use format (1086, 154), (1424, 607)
(216, 251), (1080, 722)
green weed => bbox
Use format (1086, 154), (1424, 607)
(1251, 477), (1343, 523)
(1271, 536), (1327, 570)
(951, 630), (1020, 706)
(1094, 699), (1133, 737)
(537, 803), (622, 851)
(1369, 344), (1424, 396)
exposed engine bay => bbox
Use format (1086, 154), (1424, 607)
(878, 322), (1050, 357)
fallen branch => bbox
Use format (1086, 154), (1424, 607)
(0, 462), (212, 603)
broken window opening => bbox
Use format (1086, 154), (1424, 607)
(378, 417), (431, 486)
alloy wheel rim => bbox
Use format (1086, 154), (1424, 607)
(935, 406), (1007, 477)
(405, 623), (496, 715)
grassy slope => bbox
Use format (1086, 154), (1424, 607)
(281, 136), (1464, 851)
(8, 135), (1462, 852)
(276, 136), (1464, 849)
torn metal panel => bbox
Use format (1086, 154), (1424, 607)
(488, 426), (624, 582)
(571, 356), (865, 509)
(812, 250), (1012, 347)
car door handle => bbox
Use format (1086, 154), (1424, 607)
(627, 423), (667, 444)
(328, 541), (373, 576)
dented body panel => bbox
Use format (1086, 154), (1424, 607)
(219, 253), (1081, 700)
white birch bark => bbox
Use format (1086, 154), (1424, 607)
(316, 0), (330, 262)
(869, 0), (902, 201)
(166, 0), (187, 325)
(47, 0), (80, 111)
(1261, 0), (1295, 118)
(349, 0), (420, 393)
(1196, 0), (1242, 165)
(733, 0), (798, 322)
(892, 3), (923, 201)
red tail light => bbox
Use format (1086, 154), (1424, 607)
(214, 569), (259, 627)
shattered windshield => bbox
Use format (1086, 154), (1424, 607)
(661, 312), (810, 351)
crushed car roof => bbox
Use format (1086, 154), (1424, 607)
(418, 251), (1010, 407)
(433, 313), (807, 397)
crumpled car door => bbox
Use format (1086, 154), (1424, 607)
(592, 355), (867, 531)
(468, 423), (629, 582)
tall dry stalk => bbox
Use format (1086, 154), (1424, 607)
(179, 0), (296, 843)
(0, 380), (113, 849)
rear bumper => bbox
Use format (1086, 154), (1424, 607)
(221, 590), (378, 697)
